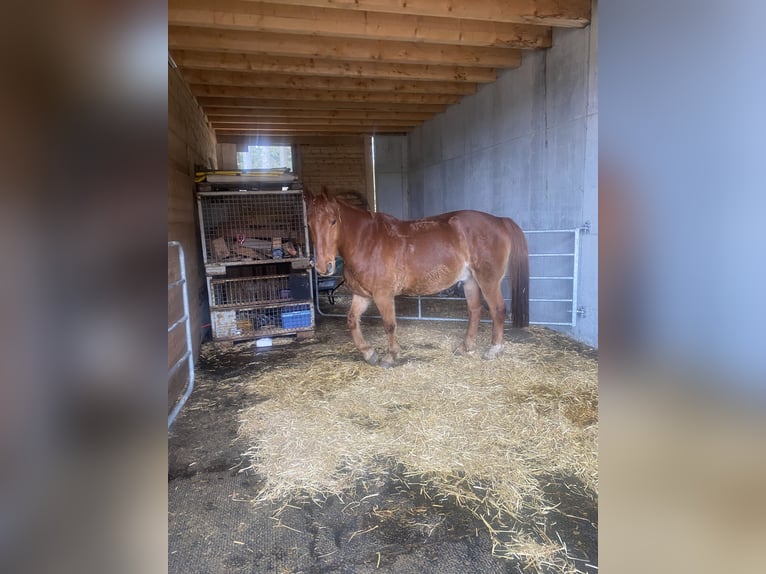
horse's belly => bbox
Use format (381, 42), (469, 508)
(401, 262), (468, 296)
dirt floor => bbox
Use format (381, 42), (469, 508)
(168, 314), (597, 574)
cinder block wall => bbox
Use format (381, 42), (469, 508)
(298, 140), (369, 202)
(168, 63), (217, 405)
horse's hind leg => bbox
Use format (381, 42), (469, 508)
(480, 281), (507, 360)
(373, 295), (400, 368)
(348, 294), (378, 365)
(456, 275), (482, 355)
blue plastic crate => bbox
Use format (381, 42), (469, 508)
(281, 306), (312, 329)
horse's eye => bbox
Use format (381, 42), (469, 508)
(330, 219), (337, 225)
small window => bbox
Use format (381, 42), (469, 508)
(237, 145), (293, 171)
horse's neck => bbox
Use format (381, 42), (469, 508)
(337, 203), (374, 260)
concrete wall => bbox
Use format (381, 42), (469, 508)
(375, 2), (598, 347)
(373, 135), (408, 219)
(168, 64), (217, 405)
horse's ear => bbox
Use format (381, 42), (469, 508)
(319, 185), (331, 200)
(303, 188), (314, 206)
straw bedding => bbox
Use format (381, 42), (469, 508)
(238, 320), (597, 571)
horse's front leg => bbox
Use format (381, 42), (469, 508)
(373, 295), (399, 368)
(348, 294), (378, 365)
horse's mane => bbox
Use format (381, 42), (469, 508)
(333, 195), (379, 222)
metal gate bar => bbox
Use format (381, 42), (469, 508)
(525, 228), (581, 326)
(168, 241), (194, 430)
(315, 227), (586, 328)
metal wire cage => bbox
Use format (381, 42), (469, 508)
(208, 275), (291, 307)
(197, 190), (309, 267)
(197, 189), (315, 341)
(210, 303), (313, 339)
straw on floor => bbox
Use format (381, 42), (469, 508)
(238, 321), (597, 572)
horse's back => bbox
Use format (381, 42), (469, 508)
(396, 210), (506, 236)
(443, 210), (513, 245)
(393, 209), (513, 267)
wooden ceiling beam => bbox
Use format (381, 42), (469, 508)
(191, 84), (462, 104)
(168, 0), (551, 48)
(217, 132), (406, 138)
(214, 125), (409, 134)
(217, 134), (366, 145)
(181, 69), (476, 95)
(268, 0), (590, 27)
(169, 26), (522, 68)
(170, 50), (496, 83)
(210, 116), (421, 127)
(196, 97), (449, 113)
(203, 107), (434, 120)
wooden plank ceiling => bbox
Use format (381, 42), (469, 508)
(169, 0), (591, 137)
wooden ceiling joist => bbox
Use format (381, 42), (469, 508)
(214, 125), (408, 134)
(217, 133), (406, 138)
(217, 134), (367, 145)
(210, 117), (421, 127)
(203, 108), (435, 121)
(169, 27), (522, 68)
(191, 85), (463, 105)
(170, 50), (497, 83)
(169, 0), (552, 49)
(181, 69), (477, 95)
(268, 0), (591, 27)
(195, 97), (450, 114)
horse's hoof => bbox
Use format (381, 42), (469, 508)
(380, 356), (395, 369)
(454, 343), (476, 356)
(482, 345), (503, 360)
(364, 350), (379, 365)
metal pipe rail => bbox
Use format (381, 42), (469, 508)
(168, 241), (194, 430)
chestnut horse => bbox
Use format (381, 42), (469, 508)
(305, 189), (529, 367)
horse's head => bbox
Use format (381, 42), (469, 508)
(304, 187), (341, 276)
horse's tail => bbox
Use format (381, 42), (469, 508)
(504, 218), (530, 328)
